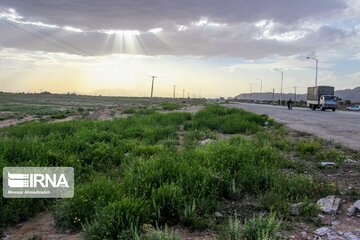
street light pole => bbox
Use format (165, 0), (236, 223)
(306, 57), (318, 87)
(256, 77), (263, 100)
(248, 83), (252, 101)
(274, 69), (283, 104)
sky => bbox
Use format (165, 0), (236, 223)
(0, 0), (360, 98)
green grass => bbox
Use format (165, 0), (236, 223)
(161, 102), (183, 111)
(222, 213), (281, 240)
(147, 225), (181, 240)
(0, 112), (190, 230)
(297, 139), (322, 155)
(223, 213), (242, 240)
(316, 148), (346, 165)
(0, 106), (339, 238)
(242, 213), (281, 240)
(122, 107), (137, 114)
(185, 105), (271, 134)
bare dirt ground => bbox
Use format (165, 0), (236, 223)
(0, 105), (204, 130)
(173, 227), (218, 240)
(3, 213), (80, 240)
(0, 116), (35, 129)
(88, 107), (115, 120)
(176, 105), (204, 113)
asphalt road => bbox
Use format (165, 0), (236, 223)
(225, 103), (360, 151)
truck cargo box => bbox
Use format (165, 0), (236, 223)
(307, 86), (335, 101)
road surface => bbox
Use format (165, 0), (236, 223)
(225, 103), (360, 151)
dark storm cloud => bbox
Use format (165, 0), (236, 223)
(0, 0), (355, 58)
(0, 0), (346, 30)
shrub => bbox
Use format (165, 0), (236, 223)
(220, 115), (261, 134)
(161, 102), (183, 111)
(82, 197), (148, 240)
(316, 149), (346, 164)
(256, 130), (290, 151)
(223, 213), (242, 240)
(121, 153), (181, 199)
(180, 199), (200, 228)
(122, 108), (137, 114)
(55, 175), (122, 230)
(50, 113), (67, 119)
(0, 198), (48, 228)
(147, 225), (181, 240)
(151, 183), (184, 224)
(297, 140), (322, 155)
(186, 106), (266, 134)
(242, 213), (281, 240)
(184, 130), (217, 148)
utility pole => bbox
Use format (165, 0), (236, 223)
(173, 85), (176, 99)
(272, 88), (275, 105)
(182, 89), (185, 99)
(150, 75), (157, 104)
(248, 83), (253, 101)
(256, 77), (263, 100)
(294, 87), (297, 102)
(274, 69), (284, 104)
(188, 91), (190, 99)
(306, 57), (318, 86)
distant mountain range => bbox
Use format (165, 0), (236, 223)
(335, 87), (360, 102)
(236, 86), (360, 102)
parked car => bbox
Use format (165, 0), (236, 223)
(346, 105), (360, 111)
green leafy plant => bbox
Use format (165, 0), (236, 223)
(54, 175), (122, 230)
(161, 102), (183, 111)
(297, 139), (322, 155)
(151, 183), (183, 224)
(223, 213), (242, 240)
(147, 225), (181, 240)
(242, 213), (281, 240)
(122, 108), (137, 114)
(82, 197), (147, 240)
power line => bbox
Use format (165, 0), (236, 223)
(0, 12), (150, 77)
(24, 22), (147, 76)
(26, 23), (91, 56)
(0, 18), (80, 56)
(0, 11), (203, 98)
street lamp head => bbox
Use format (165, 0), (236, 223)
(306, 56), (318, 61)
(274, 68), (283, 73)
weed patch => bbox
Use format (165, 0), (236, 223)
(297, 139), (322, 155)
(161, 102), (183, 111)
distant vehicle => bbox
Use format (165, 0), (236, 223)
(346, 105), (360, 111)
(307, 86), (337, 111)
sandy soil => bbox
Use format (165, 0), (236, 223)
(0, 116), (35, 129)
(3, 212), (80, 240)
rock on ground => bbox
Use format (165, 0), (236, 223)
(317, 196), (341, 214)
(347, 200), (360, 217)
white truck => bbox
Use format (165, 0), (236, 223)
(307, 86), (337, 111)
